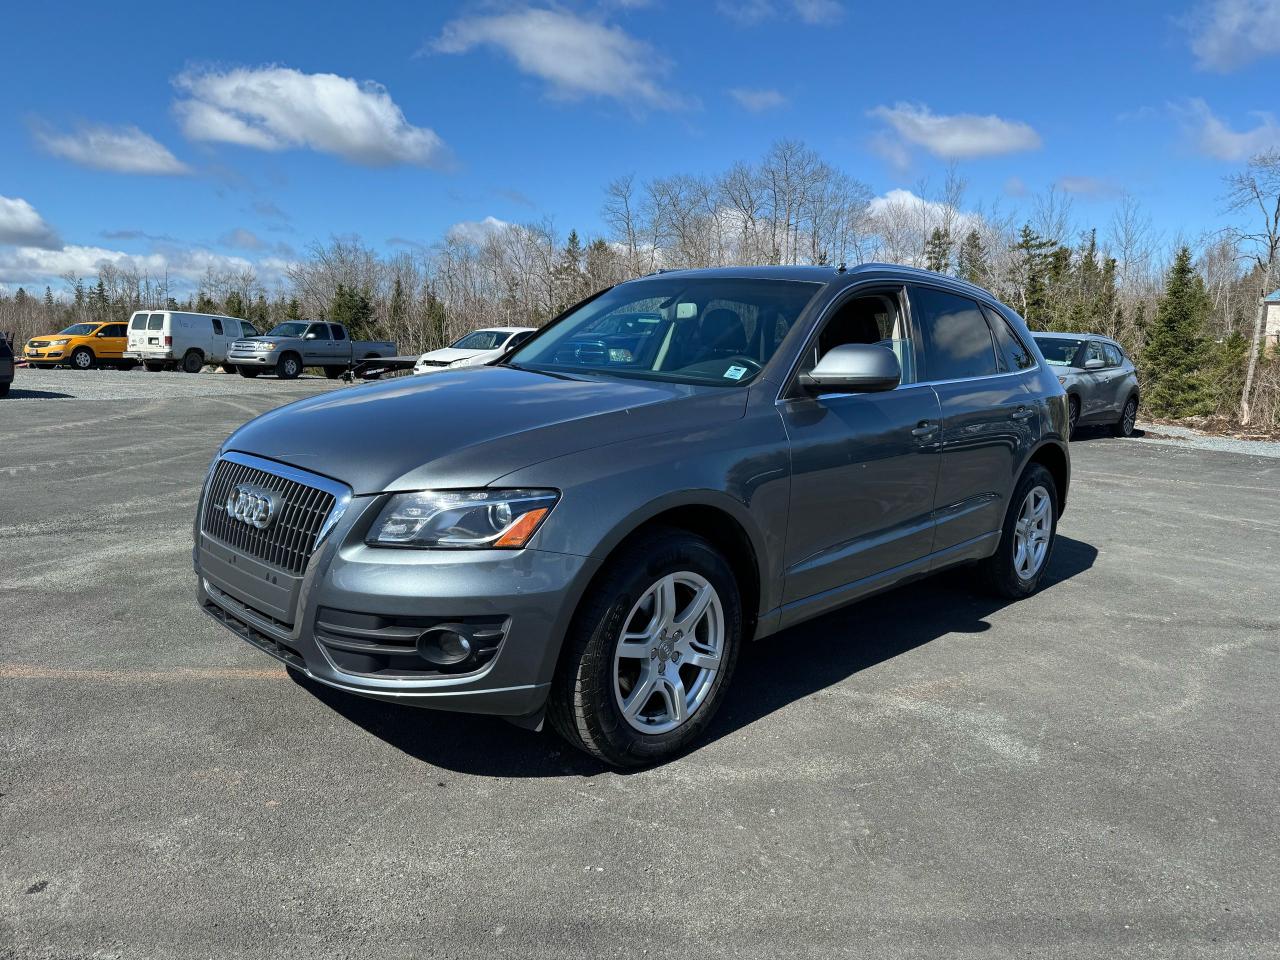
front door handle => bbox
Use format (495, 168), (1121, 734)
(911, 420), (938, 438)
(1009, 406), (1034, 421)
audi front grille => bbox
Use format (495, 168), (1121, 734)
(201, 455), (347, 576)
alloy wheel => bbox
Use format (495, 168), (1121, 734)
(613, 572), (724, 735)
(1122, 399), (1137, 435)
(1013, 485), (1052, 580)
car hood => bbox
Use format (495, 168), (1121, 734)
(223, 365), (748, 494)
(237, 336), (286, 346)
(416, 347), (480, 365)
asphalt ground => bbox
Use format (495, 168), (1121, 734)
(2, 368), (1278, 959)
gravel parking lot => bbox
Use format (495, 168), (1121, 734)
(2, 370), (1278, 959)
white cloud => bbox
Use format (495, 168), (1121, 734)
(1056, 175), (1121, 198)
(1188, 0), (1280, 71)
(791, 0), (843, 22)
(0, 196), (61, 249)
(1182, 98), (1280, 160)
(0, 243), (256, 286)
(446, 216), (512, 245)
(34, 123), (189, 175)
(173, 65), (447, 166)
(717, 0), (842, 22)
(870, 102), (1042, 159)
(431, 8), (682, 108)
(729, 88), (788, 112)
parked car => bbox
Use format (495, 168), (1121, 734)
(227, 321), (397, 380)
(0, 334), (13, 396)
(123, 310), (259, 373)
(24, 321), (135, 370)
(413, 327), (537, 374)
(1032, 332), (1139, 437)
(195, 265), (1070, 767)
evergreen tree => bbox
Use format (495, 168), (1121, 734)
(924, 227), (952, 274)
(285, 298), (303, 321)
(223, 290), (246, 319)
(956, 229), (988, 286)
(195, 292), (218, 314)
(1144, 246), (1212, 418)
(329, 283), (375, 340)
(43, 286), (55, 313)
(1009, 225), (1056, 328)
(388, 277), (408, 329)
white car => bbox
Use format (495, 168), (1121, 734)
(413, 327), (537, 375)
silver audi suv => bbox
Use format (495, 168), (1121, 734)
(195, 265), (1070, 767)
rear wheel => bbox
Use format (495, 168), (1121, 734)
(143, 360), (166, 372)
(181, 350), (204, 374)
(70, 347), (95, 370)
(237, 366), (261, 378)
(276, 352), (302, 380)
(975, 463), (1058, 600)
(549, 529), (741, 768)
(1114, 396), (1138, 437)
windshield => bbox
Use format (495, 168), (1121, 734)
(1034, 337), (1084, 366)
(59, 323), (99, 336)
(266, 322), (310, 338)
(452, 330), (510, 350)
(509, 277), (821, 386)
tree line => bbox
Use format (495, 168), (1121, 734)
(2, 141), (1278, 429)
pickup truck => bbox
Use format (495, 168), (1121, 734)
(227, 321), (397, 380)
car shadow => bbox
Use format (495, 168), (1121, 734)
(1069, 424), (1145, 443)
(292, 535), (1098, 779)
(3, 387), (75, 399)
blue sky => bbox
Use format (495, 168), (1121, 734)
(1, 0), (1278, 293)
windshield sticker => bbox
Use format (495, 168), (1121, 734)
(724, 365), (748, 380)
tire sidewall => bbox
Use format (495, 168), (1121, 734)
(992, 464), (1058, 598)
(277, 353), (301, 379)
(182, 351), (203, 373)
(566, 533), (742, 766)
(1117, 396), (1138, 437)
(72, 348), (93, 370)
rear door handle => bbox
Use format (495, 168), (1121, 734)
(1009, 406), (1034, 421)
(911, 420), (938, 438)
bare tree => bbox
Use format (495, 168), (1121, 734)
(1224, 150), (1280, 424)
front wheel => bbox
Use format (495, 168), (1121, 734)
(276, 353), (302, 380)
(1114, 396), (1138, 437)
(549, 529), (741, 768)
(975, 463), (1058, 600)
(70, 347), (95, 370)
(237, 366), (260, 378)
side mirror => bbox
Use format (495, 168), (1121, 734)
(799, 343), (901, 395)
(1083, 358), (1104, 370)
(96, 332), (106, 337)
(304, 333), (317, 340)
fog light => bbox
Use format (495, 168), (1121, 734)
(416, 625), (473, 667)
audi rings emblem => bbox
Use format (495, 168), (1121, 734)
(224, 483), (279, 529)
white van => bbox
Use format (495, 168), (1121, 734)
(124, 310), (261, 373)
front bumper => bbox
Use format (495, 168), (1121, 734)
(195, 483), (598, 718)
(227, 350), (277, 366)
(24, 349), (64, 361)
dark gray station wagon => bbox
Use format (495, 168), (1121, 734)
(195, 265), (1070, 767)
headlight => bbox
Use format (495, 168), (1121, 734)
(255, 342), (272, 351)
(50, 338), (70, 346)
(366, 489), (559, 549)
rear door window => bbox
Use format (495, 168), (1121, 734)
(908, 286), (999, 382)
(330, 324), (347, 340)
(1103, 344), (1123, 367)
(983, 306), (1036, 372)
(129, 313), (148, 330)
(147, 314), (164, 331)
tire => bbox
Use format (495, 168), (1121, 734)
(116, 360), (138, 371)
(221, 363), (236, 374)
(975, 463), (1058, 600)
(1067, 395), (1080, 439)
(1114, 395), (1138, 437)
(276, 352), (302, 380)
(0, 382), (9, 397)
(143, 361), (166, 373)
(70, 347), (95, 370)
(237, 366), (261, 379)
(324, 366), (346, 379)
(181, 350), (204, 374)
(548, 528), (742, 768)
